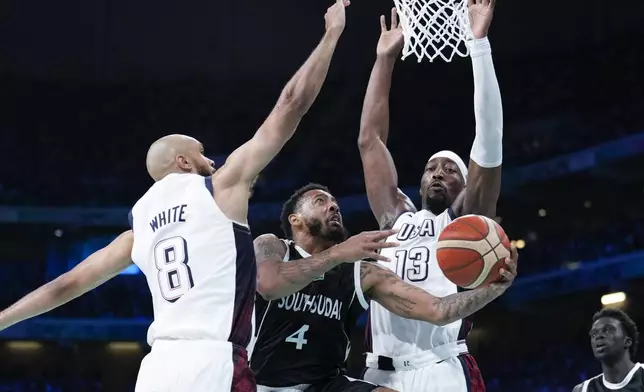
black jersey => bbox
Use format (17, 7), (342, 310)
(250, 240), (369, 387)
(582, 364), (644, 392)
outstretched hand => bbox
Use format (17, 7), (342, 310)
(325, 0), (350, 33)
(467, 0), (495, 39)
(331, 229), (400, 263)
(377, 8), (404, 58)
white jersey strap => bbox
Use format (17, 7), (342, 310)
(354, 261), (369, 310)
(280, 239), (292, 262)
(581, 379), (589, 392)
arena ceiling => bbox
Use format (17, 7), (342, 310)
(1, 0), (642, 81)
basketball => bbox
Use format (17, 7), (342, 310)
(436, 215), (512, 289)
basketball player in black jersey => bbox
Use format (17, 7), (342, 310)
(250, 183), (518, 392)
(573, 308), (643, 392)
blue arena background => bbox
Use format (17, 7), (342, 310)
(1, 0), (644, 390)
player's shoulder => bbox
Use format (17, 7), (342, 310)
(254, 233), (281, 244)
(571, 383), (583, 392)
(253, 234), (288, 260)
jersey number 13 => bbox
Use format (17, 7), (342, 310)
(394, 247), (430, 282)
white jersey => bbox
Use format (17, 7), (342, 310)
(129, 173), (256, 349)
(367, 208), (471, 356)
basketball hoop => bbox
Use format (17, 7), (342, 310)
(393, 0), (473, 62)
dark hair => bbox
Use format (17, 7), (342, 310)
(592, 308), (639, 358)
(280, 183), (330, 239)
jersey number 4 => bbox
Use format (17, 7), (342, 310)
(285, 324), (309, 350)
(154, 236), (194, 302)
(394, 247), (430, 282)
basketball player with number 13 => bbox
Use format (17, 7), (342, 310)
(0, 11), (349, 391)
(357, 0), (505, 390)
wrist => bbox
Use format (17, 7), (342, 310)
(326, 246), (347, 264)
(375, 53), (398, 65)
(324, 26), (344, 41)
(467, 37), (491, 58)
(484, 284), (505, 297)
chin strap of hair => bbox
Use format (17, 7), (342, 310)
(467, 37), (503, 168)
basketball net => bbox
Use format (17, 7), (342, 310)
(393, 0), (473, 62)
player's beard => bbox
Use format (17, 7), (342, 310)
(307, 218), (348, 244)
(423, 193), (450, 215)
(197, 166), (215, 177)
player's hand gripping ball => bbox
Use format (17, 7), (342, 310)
(436, 215), (511, 289)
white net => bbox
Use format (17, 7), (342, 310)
(393, 0), (473, 62)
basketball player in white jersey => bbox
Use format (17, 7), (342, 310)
(0, 2), (350, 390)
(357, 1), (503, 391)
(573, 309), (643, 392)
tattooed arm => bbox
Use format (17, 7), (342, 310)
(360, 260), (515, 326)
(254, 234), (342, 301)
(254, 229), (399, 301)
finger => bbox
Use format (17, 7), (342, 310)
(489, 0), (495, 8)
(504, 258), (517, 275)
(482, 0), (490, 6)
(510, 243), (518, 262)
(372, 241), (400, 249)
(467, 0), (475, 6)
(391, 7), (398, 29)
(373, 229), (399, 240)
(498, 268), (513, 281)
(344, 0), (350, 7)
(380, 15), (387, 32)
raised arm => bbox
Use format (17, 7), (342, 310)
(357, 9), (415, 230)
(254, 230), (397, 301)
(360, 244), (517, 326)
(452, 0), (503, 218)
(0, 231), (134, 331)
(213, 1), (347, 197)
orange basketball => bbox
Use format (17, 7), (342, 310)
(436, 215), (512, 289)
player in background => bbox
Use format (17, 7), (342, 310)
(573, 309), (643, 392)
(0, 2), (350, 390)
(357, 1), (503, 390)
(250, 183), (517, 392)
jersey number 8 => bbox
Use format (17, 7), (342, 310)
(154, 236), (194, 302)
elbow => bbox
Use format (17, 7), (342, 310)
(433, 317), (451, 327)
(408, 309), (451, 326)
(357, 134), (377, 152)
(427, 307), (452, 327)
(278, 84), (310, 115)
(256, 279), (280, 301)
(50, 273), (82, 301)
